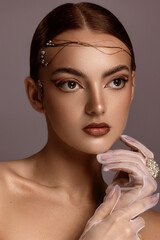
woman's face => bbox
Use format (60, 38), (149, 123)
(39, 30), (135, 154)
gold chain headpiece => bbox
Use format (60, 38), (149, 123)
(40, 40), (131, 67)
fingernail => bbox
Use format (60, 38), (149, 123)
(121, 135), (134, 142)
(97, 151), (114, 162)
(103, 166), (109, 171)
(151, 193), (159, 203)
(103, 165), (113, 171)
(121, 134), (128, 139)
(96, 154), (103, 163)
(121, 134), (131, 139)
(106, 187), (116, 199)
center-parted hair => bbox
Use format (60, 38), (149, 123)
(30, 2), (136, 82)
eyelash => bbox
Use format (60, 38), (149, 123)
(53, 77), (129, 92)
(54, 79), (83, 92)
(108, 78), (129, 89)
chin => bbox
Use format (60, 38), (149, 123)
(69, 136), (118, 155)
(54, 128), (123, 156)
(81, 145), (113, 155)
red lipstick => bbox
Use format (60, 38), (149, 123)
(83, 122), (110, 136)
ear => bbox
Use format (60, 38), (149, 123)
(25, 77), (44, 113)
(130, 71), (136, 103)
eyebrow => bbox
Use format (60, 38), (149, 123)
(102, 65), (130, 78)
(51, 65), (130, 79)
(51, 67), (86, 78)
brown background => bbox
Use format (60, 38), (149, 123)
(0, 0), (160, 211)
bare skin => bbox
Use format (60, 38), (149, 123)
(0, 159), (105, 240)
(0, 159), (159, 240)
(1, 30), (159, 239)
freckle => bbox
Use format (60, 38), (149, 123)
(9, 201), (13, 204)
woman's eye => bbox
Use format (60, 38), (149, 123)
(56, 80), (81, 92)
(108, 78), (128, 89)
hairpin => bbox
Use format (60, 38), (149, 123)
(40, 39), (132, 67)
(40, 50), (48, 66)
(37, 79), (44, 98)
(37, 79), (43, 88)
(46, 40), (55, 46)
(40, 40), (56, 66)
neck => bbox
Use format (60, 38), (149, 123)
(33, 133), (106, 204)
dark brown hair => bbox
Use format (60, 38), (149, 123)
(30, 2), (136, 81)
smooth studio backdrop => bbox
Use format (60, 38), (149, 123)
(0, 0), (160, 211)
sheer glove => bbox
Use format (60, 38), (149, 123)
(79, 185), (158, 240)
(97, 135), (158, 211)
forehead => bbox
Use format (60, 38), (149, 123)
(40, 30), (132, 75)
(53, 29), (129, 49)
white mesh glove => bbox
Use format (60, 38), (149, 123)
(79, 185), (158, 240)
(97, 135), (158, 210)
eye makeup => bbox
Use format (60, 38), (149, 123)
(51, 78), (84, 92)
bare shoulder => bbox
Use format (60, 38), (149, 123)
(0, 160), (18, 183)
(0, 158), (64, 201)
(0, 159), (25, 192)
(0, 159), (29, 182)
(0, 158), (38, 200)
(140, 209), (160, 240)
(0, 160), (24, 218)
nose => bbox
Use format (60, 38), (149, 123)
(85, 86), (105, 116)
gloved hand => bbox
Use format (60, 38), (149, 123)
(97, 135), (158, 211)
(79, 185), (159, 240)
(79, 135), (159, 240)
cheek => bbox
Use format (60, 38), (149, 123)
(44, 91), (81, 129)
(108, 88), (132, 127)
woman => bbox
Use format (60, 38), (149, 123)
(0, 2), (159, 240)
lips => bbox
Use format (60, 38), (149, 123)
(83, 122), (110, 136)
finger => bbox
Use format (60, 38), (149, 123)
(100, 155), (148, 174)
(102, 155), (157, 200)
(87, 185), (121, 226)
(114, 175), (157, 209)
(120, 135), (154, 159)
(97, 149), (146, 165)
(103, 163), (145, 177)
(105, 166), (157, 206)
(113, 187), (143, 210)
(99, 152), (157, 191)
(102, 156), (157, 190)
(121, 193), (159, 220)
(112, 173), (157, 195)
(79, 186), (121, 240)
(130, 216), (145, 234)
(112, 171), (145, 187)
(103, 163), (153, 196)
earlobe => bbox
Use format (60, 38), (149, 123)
(131, 71), (136, 103)
(25, 77), (44, 113)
